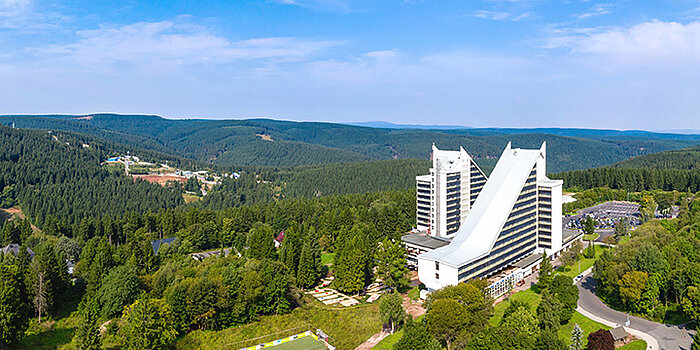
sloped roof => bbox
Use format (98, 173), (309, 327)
(419, 143), (543, 267)
(1, 244), (35, 259)
(609, 326), (628, 341)
(151, 237), (177, 254)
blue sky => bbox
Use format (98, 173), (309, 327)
(1, 0), (700, 129)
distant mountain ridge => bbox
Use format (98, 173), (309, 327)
(1, 114), (698, 173)
(345, 121), (472, 130)
(348, 121), (700, 140)
(611, 145), (700, 170)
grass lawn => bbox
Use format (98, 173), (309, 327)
(321, 252), (335, 266)
(582, 233), (600, 241)
(176, 313), (304, 350)
(407, 286), (420, 301)
(273, 336), (326, 350)
(558, 311), (609, 345)
(15, 293), (82, 349)
(293, 298), (381, 350)
(489, 289), (542, 326)
(555, 245), (608, 279)
(373, 328), (404, 350)
(492, 292), (608, 345)
(183, 193), (201, 203)
(373, 315), (425, 350)
(176, 296), (381, 350)
(619, 340), (647, 350)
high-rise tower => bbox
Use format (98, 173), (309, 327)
(415, 145), (487, 238)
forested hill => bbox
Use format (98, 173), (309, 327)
(2, 114), (698, 172)
(611, 145), (700, 170)
(0, 126), (184, 227)
(550, 144), (700, 192)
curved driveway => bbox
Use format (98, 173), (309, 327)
(576, 271), (695, 350)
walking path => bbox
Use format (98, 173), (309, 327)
(576, 267), (695, 350)
(355, 331), (389, 350)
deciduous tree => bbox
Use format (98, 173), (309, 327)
(586, 329), (614, 350)
(120, 297), (178, 350)
(379, 291), (405, 333)
(619, 271), (648, 310)
(427, 299), (468, 350)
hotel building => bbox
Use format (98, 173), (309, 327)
(405, 142), (581, 298)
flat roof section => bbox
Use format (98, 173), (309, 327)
(402, 233), (451, 250)
(563, 228), (582, 243)
(513, 253), (543, 269)
(416, 174), (432, 182)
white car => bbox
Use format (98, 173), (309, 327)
(574, 274), (583, 283)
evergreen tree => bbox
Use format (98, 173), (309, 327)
(14, 245), (31, 271)
(32, 269), (48, 323)
(613, 217), (628, 241)
(97, 265), (141, 319)
(334, 227), (370, 294)
(537, 290), (562, 332)
(0, 264), (30, 346)
(538, 254), (553, 290)
(29, 242), (68, 321)
(583, 216), (596, 236)
(306, 226), (323, 277)
(375, 238), (409, 291)
(246, 222), (276, 260)
(570, 323), (583, 350)
(74, 296), (102, 350)
(550, 275), (579, 324)
(280, 223), (301, 277)
(296, 240), (317, 289)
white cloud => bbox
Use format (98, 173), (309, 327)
(576, 3), (613, 19)
(512, 13), (531, 21)
(0, 0), (29, 8)
(42, 19), (338, 68)
(363, 49), (398, 59)
(270, 0), (350, 12)
(553, 20), (700, 62)
(472, 10), (512, 21)
(470, 10), (531, 21)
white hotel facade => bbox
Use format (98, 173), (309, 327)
(405, 142), (581, 298)
(415, 144), (488, 238)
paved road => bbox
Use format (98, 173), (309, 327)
(577, 272), (695, 350)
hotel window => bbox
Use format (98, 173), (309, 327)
(435, 262), (439, 270)
(435, 273), (439, 279)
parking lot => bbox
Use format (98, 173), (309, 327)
(564, 201), (641, 231)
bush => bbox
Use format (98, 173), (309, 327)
(586, 329), (614, 350)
